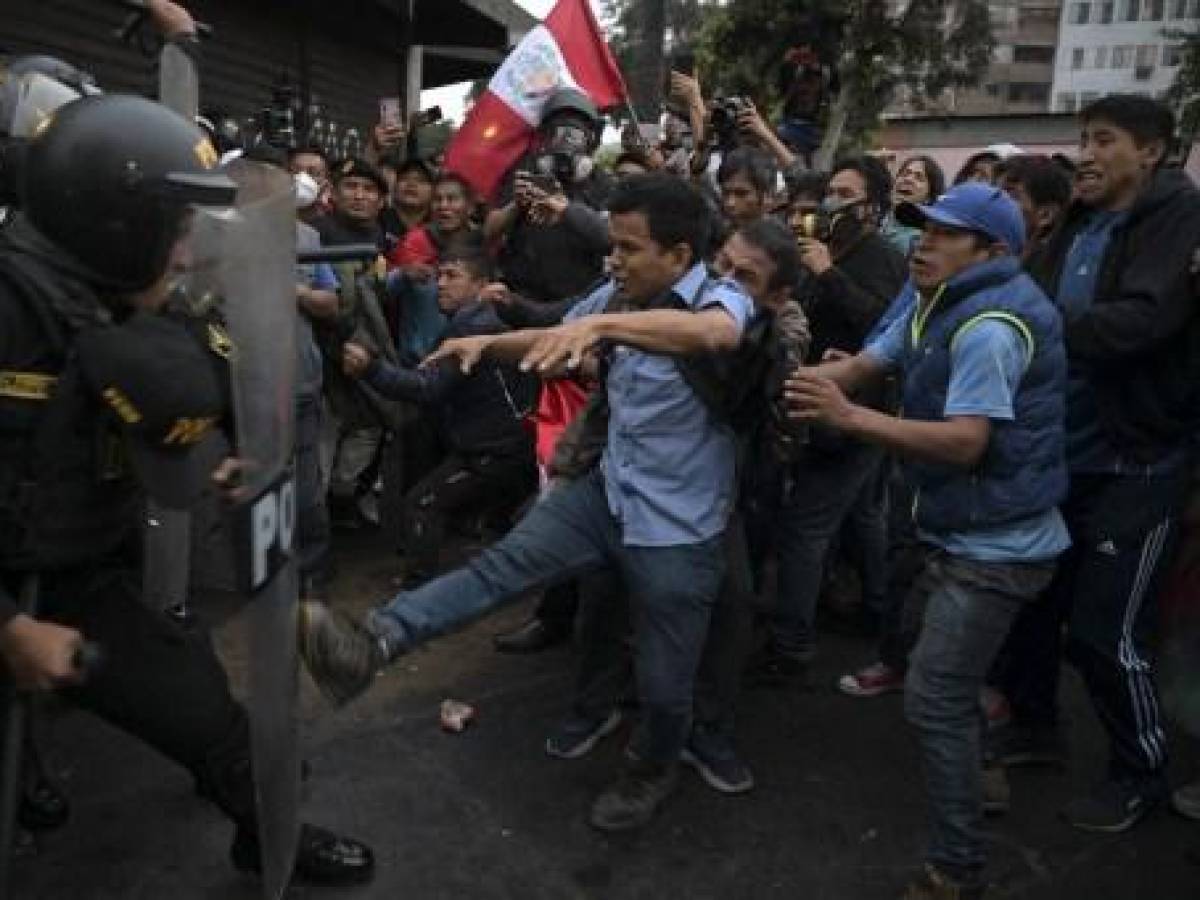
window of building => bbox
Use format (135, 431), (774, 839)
(1189, 0), (1199, 16)
(1080, 91), (1101, 106)
(1070, 1), (1093, 22)
(1143, 0), (1164, 17)
(1122, 0), (1141, 19)
(1099, 0), (1116, 20)
(1014, 45), (1056, 64)
(1170, 0), (1186, 15)
(1007, 82), (1051, 104)
(1020, 6), (1062, 27)
(1057, 92), (1079, 113)
(1163, 43), (1184, 65)
(1135, 43), (1157, 66)
(1094, 45), (1109, 67)
(1112, 44), (1135, 66)
(1071, 47), (1087, 68)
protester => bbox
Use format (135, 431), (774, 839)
(884, 155), (945, 255)
(952, 151), (1000, 186)
(745, 155), (905, 685)
(298, 174), (755, 833)
(786, 181), (1069, 899)
(313, 157), (394, 252)
(342, 245), (535, 586)
(993, 95), (1200, 833)
(717, 147), (779, 231)
(383, 157), (436, 243)
(997, 154), (1071, 261)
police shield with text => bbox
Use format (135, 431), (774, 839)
(0, 94), (374, 891)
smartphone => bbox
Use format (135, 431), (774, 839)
(379, 97), (402, 128)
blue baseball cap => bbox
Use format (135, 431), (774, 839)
(895, 182), (1025, 256)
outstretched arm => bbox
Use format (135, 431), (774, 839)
(519, 307), (740, 374)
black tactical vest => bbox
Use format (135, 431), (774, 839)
(0, 257), (142, 571)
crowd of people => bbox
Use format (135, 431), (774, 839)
(285, 72), (1200, 900)
(1, 7), (1200, 896)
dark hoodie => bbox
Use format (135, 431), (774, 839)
(1028, 168), (1200, 465)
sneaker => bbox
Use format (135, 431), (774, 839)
(1061, 776), (1166, 833)
(981, 763), (1010, 817)
(680, 729), (754, 794)
(1172, 779), (1200, 821)
(297, 601), (387, 707)
(838, 661), (904, 698)
(901, 863), (984, 899)
(545, 710), (624, 760)
(588, 762), (679, 832)
(986, 722), (1067, 769)
(743, 644), (812, 689)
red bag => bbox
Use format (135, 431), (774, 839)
(529, 379), (591, 471)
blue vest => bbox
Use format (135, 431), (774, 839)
(899, 257), (1067, 534)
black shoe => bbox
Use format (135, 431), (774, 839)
(297, 601), (387, 706)
(18, 775), (68, 832)
(986, 722), (1067, 769)
(231, 823), (375, 886)
(743, 644), (812, 689)
(588, 762), (679, 832)
(493, 618), (568, 654)
(1061, 775), (1167, 833)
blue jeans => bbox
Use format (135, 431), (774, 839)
(772, 445), (883, 656)
(370, 469), (727, 766)
(903, 550), (1055, 878)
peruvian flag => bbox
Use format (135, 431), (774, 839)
(444, 0), (626, 201)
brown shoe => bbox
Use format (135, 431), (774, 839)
(297, 601), (386, 707)
(901, 864), (985, 899)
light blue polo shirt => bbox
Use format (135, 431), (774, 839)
(565, 264), (754, 546)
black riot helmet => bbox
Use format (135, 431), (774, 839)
(20, 94), (237, 291)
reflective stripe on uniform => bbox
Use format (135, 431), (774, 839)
(0, 370), (57, 401)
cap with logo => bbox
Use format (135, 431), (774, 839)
(895, 181), (1026, 256)
(76, 313), (230, 509)
(333, 157), (388, 195)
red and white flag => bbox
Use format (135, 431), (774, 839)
(444, 0), (626, 201)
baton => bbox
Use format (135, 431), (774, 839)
(297, 244), (380, 265)
(0, 575), (102, 899)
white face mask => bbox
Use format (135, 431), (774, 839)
(293, 172), (319, 209)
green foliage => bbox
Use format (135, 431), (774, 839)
(691, 0), (994, 148)
(1164, 25), (1200, 140)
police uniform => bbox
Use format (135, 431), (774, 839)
(0, 94), (372, 885)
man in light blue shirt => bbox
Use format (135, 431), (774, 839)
(298, 174), (752, 833)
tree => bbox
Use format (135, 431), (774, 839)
(693, 0), (994, 163)
(1165, 25), (1200, 149)
(602, 0), (710, 120)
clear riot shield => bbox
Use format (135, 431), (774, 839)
(185, 159), (299, 900)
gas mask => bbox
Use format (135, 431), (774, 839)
(534, 121), (594, 186)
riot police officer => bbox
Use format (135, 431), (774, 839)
(0, 94), (374, 886)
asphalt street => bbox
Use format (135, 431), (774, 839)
(10, 531), (1198, 899)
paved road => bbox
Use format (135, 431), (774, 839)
(11, 533), (1198, 899)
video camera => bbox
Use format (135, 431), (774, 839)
(709, 96), (753, 152)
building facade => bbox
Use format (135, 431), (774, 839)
(1050, 0), (1199, 112)
(951, 0), (1063, 115)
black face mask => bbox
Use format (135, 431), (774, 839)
(820, 197), (870, 246)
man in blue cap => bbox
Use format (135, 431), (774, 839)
(784, 182), (1070, 899)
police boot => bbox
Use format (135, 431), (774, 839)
(230, 823), (375, 886)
